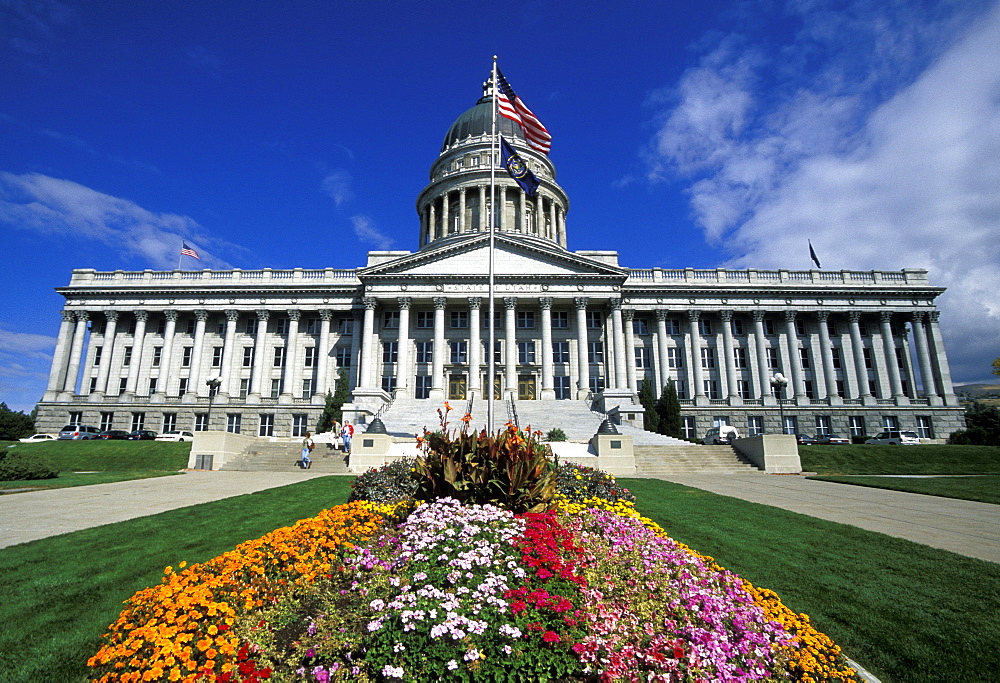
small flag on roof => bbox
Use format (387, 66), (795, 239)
(181, 242), (201, 260)
(496, 68), (552, 155)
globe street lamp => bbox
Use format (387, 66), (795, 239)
(769, 373), (789, 435)
(205, 375), (222, 431)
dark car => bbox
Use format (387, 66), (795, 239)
(128, 430), (157, 440)
(815, 433), (850, 445)
(98, 430), (131, 440)
(795, 433), (817, 445)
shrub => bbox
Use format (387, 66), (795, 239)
(545, 427), (567, 442)
(554, 463), (635, 505)
(0, 450), (59, 481)
(347, 458), (417, 504)
(851, 435), (868, 444)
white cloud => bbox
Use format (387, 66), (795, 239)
(351, 215), (393, 250)
(0, 328), (54, 360)
(321, 169), (354, 207)
(0, 172), (238, 269)
(648, 1), (1000, 383)
(0, 326), (54, 412)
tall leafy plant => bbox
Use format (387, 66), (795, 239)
(412, 404), (556, 513)
(638, 376), (659, 433)
(656, 382), (683, 438)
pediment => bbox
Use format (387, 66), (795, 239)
(358, 235), (626, 280)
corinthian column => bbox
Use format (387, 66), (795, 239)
(720, 310), (739, 401)
(540, 297), (555, 400)
(315, 310), (333, 397)
(219, 310), (239, 397)
(396, 298), (412, 392)
(93, 311), (118, 395)
(909, 312), (938, 403)
(359, 298), (377, 390)
(752, 311), (771, 403)
(880, 312), (906, 402)
(688, 310), (705, 402)
(46, 310), (77, 398)
(622, 309), (638, 394)
(848, 312), (871, 400)
(784, 311), (806, 401)
(190, 310), (209, 398)
(575, 298), (590, 398)
(431, 297), (446, 399)
(504, 297), (517, 397)
(468, 297), (482, 396)
(249, 309), (270, 399)
(281, 310), (301, 400)
(63, 311), (89, 395)
(815, 312), (840, 405)
(158, 310), (178, 397)
(125, 311), (149, 395)
(655, 310), (670, 392)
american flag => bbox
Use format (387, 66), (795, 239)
(180, 242), (201, 260)
(495, 68), (551, 155)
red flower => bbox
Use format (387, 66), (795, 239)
(542, 630), (561, 643)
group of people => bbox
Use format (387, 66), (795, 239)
(299, 421), (355, 470)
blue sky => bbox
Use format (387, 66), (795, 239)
(2, 0), (999, 412)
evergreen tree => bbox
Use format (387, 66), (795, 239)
(638, 376), (659, 433)
(655, 383), (683, 438)
(316, 391), (337, 434)
(316, 370), (351, 433)
(0, 402), (35, 440)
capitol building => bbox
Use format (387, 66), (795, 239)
(35, 80), (965, 442)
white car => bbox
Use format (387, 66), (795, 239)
(155, 430), (195, 442)
(865, 430), (921, 445)
(19, 433), (58, 443)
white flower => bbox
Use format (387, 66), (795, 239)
(381, 664), (404, 678)
(447, 659), (459, 670)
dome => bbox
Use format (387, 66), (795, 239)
(440, 94), (524, 152)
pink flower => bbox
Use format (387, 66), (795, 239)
(542, 630), (560, 643)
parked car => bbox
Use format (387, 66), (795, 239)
(155, 430), (195, 442)
(704, 425), (740, 444)
(127, 430), (157, 440)
(58, 424), (103, 440)
(814, 433), (850, 445)
(795, 433), (817, 445)
(98, 430), (131, 440)
(19, 433), (58, 443)
(865, 430), (921, 445)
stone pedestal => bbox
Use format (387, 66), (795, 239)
(347, 432), (394, 472)
(732, 435), (801, 473)
(587, 432), (636, 477)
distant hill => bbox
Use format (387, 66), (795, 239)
(954, 383), (1000, 398)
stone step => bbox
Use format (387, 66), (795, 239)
(219, 442), (351, 474)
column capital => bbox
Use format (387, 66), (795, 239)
(655, 309), (668, 321)
(287, 309), (301, 322)
(467, 296), (482, 310)
(61, 309), (76, 323)
(363, 297), (378, 310)
(574, 297), (589, 310)
(397, 297), (412, 310)
(538, 296), (553, 310)
(319, 308), (333, 321)
(815, 310), (830, 323)
(719, 309), (733, 322)
(608, 297), (622, 310)
(687, 309), (701, 322)
(908, 311), (926, 324)
(622, 308), (634, 321)
(194, 309), (209, 322)
(163, 309), (178, 322)
(225, 309), (240, 322)
(928, 310), (940, 323)
(879, 310), (893, 324)
(784, 310), (797, 323)
(105, 310), (119, 323)
(135, 310), (149, 323)
(752, 310), (766, 323)
(76, 310), (90, 323)
(849, 311), (862, 323)
(256, 309), (270, 322)
(503, 297), (517, 310)
(433, 296), (448, 310)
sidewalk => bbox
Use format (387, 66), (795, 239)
(0, 471), (329, 549)
(657, 473), (1000, 564)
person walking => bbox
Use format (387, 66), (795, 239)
(341, 421), (354, 454)
(332, 420), (342, 450)
(300, 431), (315, 469)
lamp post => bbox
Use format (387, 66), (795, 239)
(770, 373), (788, 435)
(205, 375), (222, 431)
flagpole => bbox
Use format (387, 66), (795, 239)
(487, 55), (498, 434)
(177, 240), (182, 270)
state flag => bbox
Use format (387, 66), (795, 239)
(500, 136), (539, 197)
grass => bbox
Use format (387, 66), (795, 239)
(2, 440), (190, 473)
(0, 470), (182, 493)
(807, 474), (1000, 505)
(798, 443), (1000, 475)
(621, 478), (1000, 682)
(0, 476), (354, 682)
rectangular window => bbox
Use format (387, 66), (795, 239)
(450, 341), (468, 364)
(155, 319), (166, 336)
(681, 416), (697, 440)
(666, 319), (681, 335)
(481, 312), (504, 329)
(93, 346), (103, 367)
(227, 414), (242, 434)
(587, 341), (604, 364)
(552, 341), (570, 363)
(815, 416), (831, 436)
(764, 319), (775, 336)
(450, 311), (469, 328)
(148, 378), (157, 395)
(335, 347), (351, 367)
(863, 348), (873, 369)
(162, 413), (177, 432)
(632, 318), (649, 336)
(482, 340), (502, 363)
(586, 311), (603, 329)
(117, 377), (127, 393)
(517, 341), (536, 364)
(194, 413), (207, 432)
(87, 377), (97, 393)
(827, 320), (838, 336)
(131, 412), (146, 432)
(186, 319), (196, 335)
(305, 318), (321, 335)
(667, 347), (683, 369)
(831, 347), (842, 369)
(416, 311), (434, 328)
(243, 347), (254, 367)
(301, 379), (313, 399)
(259, 414), (274, 437)
(552, 311), (569, 329)
(704, 380), (719, 399)
(698, 319), (713, 336)
(553, 375), (571, 399)
(634, 347), (650, 370)
(674, 379), (687, 400)
(337, 318), (353, 334)
(152, 346), (162, 367)
(836, 379), (845, 397)
(416, 341), (433, 363)
(383, 341), (398, 363)
(182, 347), (193, 367)
(273, 347), (285, 368)
(737, 379), (751, 400)
(895, 347), (906, 369)
(304, 346), (316, 368)
(782, 415), (797, 435)
(733, 347), (747, 369)
(212, 347), (223, 368)
(516, 311), (535, 329)
(747, 416), (764, 436)
(588, 376), (605, 394)
(766, 348), (778, 370)
(859, 320), (870, 336)
(121, 346), (132, 367)
(700, 347), (716, 369)
(178, 378), (189, 396)
(804, 380), (815, 399)
(415, 375), (432, 399)
(713, 416), (730, 427)
(795, 319), (806, 336)
(869, 379), (878, 396)
(882, 415), (899, 430)
(731, 318), (745, 336)
(244, 318), (258, 335)
(100, 412), (114, 431)
(270, 379), (281, 398)
(383, 311), (400, 329)
(69, 411), (83, 425)
(292, 414), (308, 438)
(799, 348), (811, 369)
(274, 319), (289, 335)
(239, 378), (250, 399)
(381, 376), (397, 393)
(916, 416), (933, 439)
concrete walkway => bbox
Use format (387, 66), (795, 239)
(658, 473), (1000, 564)
(0, 471), (330, 549)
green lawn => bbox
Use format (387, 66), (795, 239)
(3, 439), (191, 472)
(807, 474), (1000, 505)
(798, 443), (1000, 475)
(621, 478), (1000, 682)
(0, 470), (181, 493)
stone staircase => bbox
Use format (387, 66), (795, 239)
(633, 444), (760, 476)
(219, 440), (352, 474)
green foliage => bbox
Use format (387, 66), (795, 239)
(950, 402), (1000, 445)
(993, 356), (1000, 378)
(655, 382), (682, 438)
(412, 405), (556, 513)
(316, 391), (336, 434)
(555, 463), (636, 504)
(347, 458), (417, 504)
(317, 370), (351, 433)
(0, 450), (59, 481)
(0, 402), (34, 440)
(797, 443), (1000, 475)
(638, 376), (659, 433)
(544, 427), (567, 442)
(3, 440), (189, 471)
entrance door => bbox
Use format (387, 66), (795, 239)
(518, 375), (536, 400)
(486, 374), (503, 399)
(448, 374), (467, 400)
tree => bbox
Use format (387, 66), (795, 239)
(316, 391), (337, 434)
(0, 402), (35, 440)
(993, 357), (1000, 378)
(655, 383), (682, 438)
(950, 402), (1000, 446)
(638, 376), (659, 433)
(316, 369), (351, 433)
